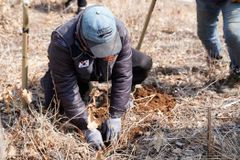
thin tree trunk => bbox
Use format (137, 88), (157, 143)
(22, 0), (29, 107)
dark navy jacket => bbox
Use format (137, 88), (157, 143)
(48, 12), (132, 129)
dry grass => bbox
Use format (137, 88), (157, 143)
(0, 0), (240, 159)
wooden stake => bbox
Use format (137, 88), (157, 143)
(22, 0), (29, 107)
(136, 0), (157, 50)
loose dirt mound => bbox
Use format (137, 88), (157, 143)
(87, 85), (176, 142)
(126, 85), (176, 141)
(89, 85), (176, 124)
(134, 86), (176, 114)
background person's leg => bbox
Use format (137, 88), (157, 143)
(222, 2), (240, 73)
(196, 0), (222, 59)
(77, 0), (87, 13)
(131, 48), (152, 86)
(77, 0), (87, 7)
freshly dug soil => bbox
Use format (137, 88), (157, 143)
(134, 86), (176, 114)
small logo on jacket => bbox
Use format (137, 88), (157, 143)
(78, 60), (89, 68)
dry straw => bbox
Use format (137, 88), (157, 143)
(0, 0), (240, 159)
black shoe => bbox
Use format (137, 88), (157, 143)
(207, 55), (223, 70)
(219, 65), (240, 90)
(228, 65), (240, 86)
(224, 73), (240, 88)
(230, 63), (240, 75)
(208, 52), (223, 60)
(212, 55), (223, 60)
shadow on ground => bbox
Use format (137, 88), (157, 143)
(149, 66), (239, 97)
(122, 122), (240, 159)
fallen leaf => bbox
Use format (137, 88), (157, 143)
(87, 107), (100, 131)
(7, 146), (16, 158)
(89, 88), (101, 106)
(87, 119), (99, 131)
(150, 133), (167, 152)
(2, 86), (13, 113)
(21, 89), (32, 104)
(96, 151), (105, 160)
(145, 156), (153, 160)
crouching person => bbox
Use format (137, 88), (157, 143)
(41, 5), (152, 150)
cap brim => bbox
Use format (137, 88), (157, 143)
(87, 32), (122, 58)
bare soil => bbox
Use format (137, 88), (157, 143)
(134, 85), (176, 114)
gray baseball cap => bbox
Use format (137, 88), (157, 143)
(81, 5), (122, 58)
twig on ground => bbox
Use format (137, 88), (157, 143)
(134, 94), (156, 102)
(207, 106), (212, 158)
(144, 94), (156, 107)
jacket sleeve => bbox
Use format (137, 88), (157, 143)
(109, 24), (133, 118)
(48, 32), (88, 130)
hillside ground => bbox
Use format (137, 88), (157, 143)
(0, 0), (240, 159)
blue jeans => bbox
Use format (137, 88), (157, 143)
(196, 0), (240, 68)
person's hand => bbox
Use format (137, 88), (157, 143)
(83, 129), (105, 150)
(102, 118), (121, 143)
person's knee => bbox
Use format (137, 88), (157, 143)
(132, 55), (152, 84)
(141, 55), (152, 73)
(132, 48), (152, 72)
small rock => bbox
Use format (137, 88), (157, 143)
(145, 132), (151, 136)
(145, 156), (153, 160)
(184, 149), (194, 156)
(176, 141), (184, 149)
(172, 148), (182, 154)
(129, 116), (136, 121)
(180, 157), (193, 160)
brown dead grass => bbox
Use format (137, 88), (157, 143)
(0, 0), (240, 159)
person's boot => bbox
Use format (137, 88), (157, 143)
(226, 64), (240, 86)
(219, 64), (240, 92)
(207, 54), (223, 69)
(75, 0), (87, 14)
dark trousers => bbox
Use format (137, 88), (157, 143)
(132, 48), (152, 85)
(65, 0), (87, 7)
(41, 48), (152, 107)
